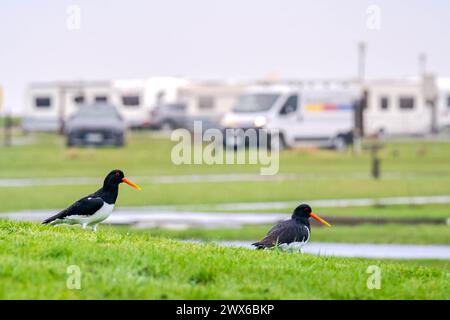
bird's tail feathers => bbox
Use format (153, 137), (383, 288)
(42, 211), (64, 224)
(42, 216), (57, 224)
(251, 242), (266, 250)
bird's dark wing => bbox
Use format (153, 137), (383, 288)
(43, 197), (104, 224)
(252, 219), (306, 249)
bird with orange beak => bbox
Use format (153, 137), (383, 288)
(43, 170), (141, 231)
(252, 204), (331, 250)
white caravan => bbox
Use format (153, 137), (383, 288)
(221, 83), (358, 149)
(363, 77), (450, 136)
(23, 77), (188, 131)
(436, 78), (450, 129)
(23, 81), (113, 132)
(363, 79), (431, 136)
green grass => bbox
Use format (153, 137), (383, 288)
(1, 133), (449, 300)
(129, 224), (450, 245)
(2, 181), (450, 214)
(0, 116), (21, 128)
(1, 133), (450, 214)
(0, 135), (447, 216)
(213, 204), (450, 219)
(1, 132), (450, 178)
(0, 220), (448, 299)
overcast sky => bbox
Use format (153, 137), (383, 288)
(1, 0), (450, 114)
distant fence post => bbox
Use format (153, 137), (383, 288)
(364, 139), (383, 179)
(3, 111), (12, 147)
(372, 154), (380, 179)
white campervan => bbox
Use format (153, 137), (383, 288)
(221, 83), (358, 150)
(23, 77), (189, 131)
(437, 78), (450, 129)
(23, 81), (113, 132)
(363, 79), (430, 136)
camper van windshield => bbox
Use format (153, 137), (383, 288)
(233, 94), (279, 113)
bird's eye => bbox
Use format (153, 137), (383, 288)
(115, 172), (120, 177)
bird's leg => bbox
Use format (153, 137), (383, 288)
(92, 224), (98, 232)
(298, 243), (305, 254)
(81, 223), (87, 230)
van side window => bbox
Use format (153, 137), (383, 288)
(399, 96), (414, 110)
(198, 96), (215, 110)
(380, 96), (389, 110)
(95, 96), (108, 103)
(74, 95), (85, 104)
(279, 95), (298, 115)
(122, 95), (140, 107)
(35, 97), (51, 108)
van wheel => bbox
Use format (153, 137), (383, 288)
(268, 132), (286, 151)
(115, 134), (125, 147)
(66, 136), (75, 147)
(377, 128), (387, 139)
(333, 135), (347, 152)
(160, 121), (175, 132)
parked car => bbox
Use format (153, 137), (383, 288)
(149, 103), (223, 133)
(149, 103), (187, 130)
(65, 103), (126, 147)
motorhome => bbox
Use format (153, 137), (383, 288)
(363, 79), (431, 136)
(221, 82), (358, 150)
(436, 78), (450, 129)
(363, 77), (450, 136)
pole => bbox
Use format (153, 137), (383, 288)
(59, 87), (66, 135)
(358, 42), (366, 82)
(371, 147), (380, 179)
(4, 111), (12, 147)
(419, 52), (427, 77)
(422, 73), (438, 135)
(430, 99), (438, 134)
(354, 41), (366, 155)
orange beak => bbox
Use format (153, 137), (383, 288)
(310, 212), (331, 227)
(121, 178), (142, 190)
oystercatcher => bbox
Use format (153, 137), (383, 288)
(252, 204), (331, 250)
(42, 170), (141, 231)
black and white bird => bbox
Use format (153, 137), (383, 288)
(252, 204), (331, 250)
(42, 170), (141, 231)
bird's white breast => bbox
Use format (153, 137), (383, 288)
(63, 202), (115, 226)
(88, 202), (115, 224)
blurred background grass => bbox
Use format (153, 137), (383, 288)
(0, 132), (449, 248)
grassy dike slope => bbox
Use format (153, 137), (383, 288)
(0, 220), (448, 299)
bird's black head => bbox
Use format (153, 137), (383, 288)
(104, 169), (125, 187)
(292, 203), (331, 227)
(292, 204), (313, 219)
(103, 169), (141, 190)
